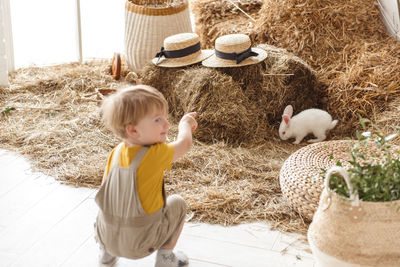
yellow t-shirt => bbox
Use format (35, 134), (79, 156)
(104, 142), (174, 214)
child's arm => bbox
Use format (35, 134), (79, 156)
(170, 112), (198, 162)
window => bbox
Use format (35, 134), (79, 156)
(9, 0), (125, 69)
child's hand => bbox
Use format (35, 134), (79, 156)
(172, 112), (198, 162)
(180, 112), (198, 131)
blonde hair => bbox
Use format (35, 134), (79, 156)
(101, 85), (168, 139)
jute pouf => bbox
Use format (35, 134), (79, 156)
(279, 140), (355, 221)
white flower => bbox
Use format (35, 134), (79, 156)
(385, 133), (398, 142)
(361, 131), (371, 137)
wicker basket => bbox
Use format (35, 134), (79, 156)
(279, 140), (357, 221)
(125, 0), (193, 72)
(308, 166), (400, 266)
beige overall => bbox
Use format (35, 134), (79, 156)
(94, 144), (187, 259)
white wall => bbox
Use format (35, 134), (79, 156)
(379, 0), (400, 39)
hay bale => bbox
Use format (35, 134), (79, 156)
(139, 64), (191, 120)
(175, 67), (257, 144)
(254, 0), (390, 71)
(324, 40), (400, 134)
(140, 44), (323, 145)
(253, 44), (326, 121)
(374, 96), (400, 146)
(200, 16), (256, 49)
(191, 0), (262, 48)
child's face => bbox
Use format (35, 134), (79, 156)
(134, 107), (170, 145)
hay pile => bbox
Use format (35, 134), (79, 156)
(0, 61), (310, 234)
(0, 62), (121, 186)
(141, 44), (325, 145)
(325, 40), (400, 133)
(190, 0), (262, 48)
(139, 64), (188, 119)
(166, 139), (308, 231)
(192, 0), (400, 135)
(254, 0), (390, 71)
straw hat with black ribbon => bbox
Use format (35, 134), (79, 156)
(202, 34), (267, 67)
(152, 33), (213, 67)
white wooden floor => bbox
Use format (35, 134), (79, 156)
(0, 149), (316, 267)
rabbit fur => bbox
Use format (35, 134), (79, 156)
(279, 105), (338, 144)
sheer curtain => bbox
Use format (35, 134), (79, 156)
(379, 0), (400, 39)
(1, 6), (9, 86)
(0, 0), (13, 85)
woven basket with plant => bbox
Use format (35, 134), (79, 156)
(308, 118), (400, 267)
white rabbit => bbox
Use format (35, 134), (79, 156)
(279, 105), (338, 144)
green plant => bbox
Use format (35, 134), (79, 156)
(1, 106), (16, 116)
(327, 118), (400, 202)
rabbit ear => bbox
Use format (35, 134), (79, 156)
(283, 105), (293, 118)
(282, 114), (290, 125)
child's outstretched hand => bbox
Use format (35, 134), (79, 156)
(172, 112), (198, 162)
(180, 112), (198, 131)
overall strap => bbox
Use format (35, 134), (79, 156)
(94, 142), (123, 209)
(129, 146), (149, 170)
(112, 142), (124, 167)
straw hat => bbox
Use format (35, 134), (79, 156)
(202, 34), (267, 67)
(152, 33), (213, 67)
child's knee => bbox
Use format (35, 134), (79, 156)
(166, 194), (187, 214)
